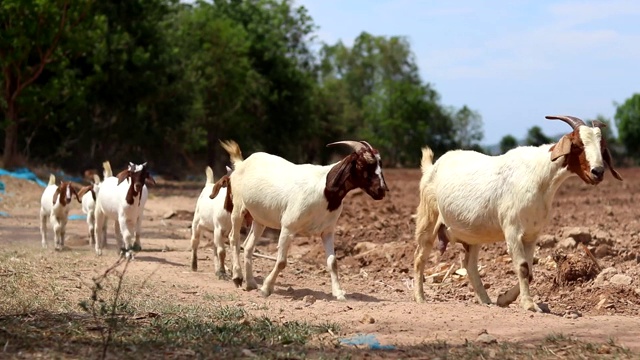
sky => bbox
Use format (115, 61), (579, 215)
(295, 0), (640, 145)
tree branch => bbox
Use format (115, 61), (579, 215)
(11, 0), (71, 102)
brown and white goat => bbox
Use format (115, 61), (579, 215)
(39, 174), (81, 250)
(413, 115), (622, 312)
(220, 139), (389, 300)
(94, 162), (156, 258)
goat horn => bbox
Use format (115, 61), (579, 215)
(326, 140), (367, 152)
(592, 120), (607, 128)
(545, 115), (586, 130)
(359, 140), (374, 150)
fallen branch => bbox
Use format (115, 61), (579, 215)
(580, 243), (602, 273)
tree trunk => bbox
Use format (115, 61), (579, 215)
(2, 101), (20, 169)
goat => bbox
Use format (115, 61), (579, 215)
(94, 162), (155, 258)
(78, 161), (113, 245)
(39, 174), (81, 250)
(413, 115), (623, 312)
(189, 165), (235, 276)
(220, 139), (388, 300)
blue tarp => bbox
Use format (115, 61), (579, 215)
(0, 167), (48, 187)
(339, 334), (395, 350)
(68, 214), (87, 221)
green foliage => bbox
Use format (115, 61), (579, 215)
(1, 0), (484, 173)
(614, 93), (640, 160)
(525, 125), (552, 147)
(499, 134), (518, 154)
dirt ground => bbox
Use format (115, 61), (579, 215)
(2, 167), (640, 353)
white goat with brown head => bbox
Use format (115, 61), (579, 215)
(39, 174), (81, 250)
(413, 115), (622, 312)
(220, 139), (389, 300)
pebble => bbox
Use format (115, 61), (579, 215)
(609, 274), (633, 286)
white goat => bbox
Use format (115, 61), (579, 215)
(189, 165), (235, 276)
(39, 174), (81, 250)
(78, 161), (113, 245)
(413, 115), (623, 312)
(94, 162), (155, 258)
(221, 139), (389, 300)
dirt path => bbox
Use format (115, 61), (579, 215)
(2, 168), (640, 352)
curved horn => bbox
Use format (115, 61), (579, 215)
(545, 115), (586, 130)
(326, 140), (367, 153)
(592, 120), (607, 128)
(359, 140), (374, 150)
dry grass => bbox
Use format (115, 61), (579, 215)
(0, 246), (635, 359)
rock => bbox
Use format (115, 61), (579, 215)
(538, 235), (557, 249)
(360, 314), (375, 324)
(593, 230), (612, 245)
(476, 333), (497, 344)
(594, 267), (618, 285)
(563, 310), (582, 319)
(563, 227), (591, 244)
(162, 210), (176, 219)
(609, 274), (633, 286)
(595, 297), (608, 310)
(559, 237), (577, 249)
(303, 295), (316, 305)
(241, 349), (257, 358)
(593, 244), (611, 259)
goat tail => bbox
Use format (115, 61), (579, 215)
(48, 174), (56, 186)
(102, 161), (113, 178)
(205, 166), (214, 184)
(420, 147), (434, 174)
(219, 139), (244, 167)
(92, 174), (101, 185)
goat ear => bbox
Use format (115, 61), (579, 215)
(209, 178), (228, 199)
(116, 169), (129, 185)
(92, 174), (101, 184)
(603, 147), (623, 181)
(146, 174), (156, 186)
(70, 185), (82, 203)
(52, 188), (60, 205)
(550, 135), (572, 162)
(326, 156), (354, 190)
(78, 185), (93, 200)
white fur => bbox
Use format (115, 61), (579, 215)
(39, 175), (74, 250)
(413, 126), (606, 313)
(228, 152), (351, 300)
(93, 171), (149, 258)
(190, 166), (233, 275)
(81, 163), (113, 246)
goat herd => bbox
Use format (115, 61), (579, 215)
(38, 115), (623, 313)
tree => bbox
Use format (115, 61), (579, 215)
(525, 126), (552, 147)
(499, 135), (518, 154)
(0, 0), (93, 168)
(614, 93), (640, 159)
(450, 105), (483, 149)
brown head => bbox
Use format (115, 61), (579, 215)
(53, 181), (81, 206)
(324, 140), (389, 211)
(547, 115), (623, 185)
(115, 162), (156, 205)
(77, 175), (101, 202)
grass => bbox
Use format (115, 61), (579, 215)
(0, 246), (637, 359)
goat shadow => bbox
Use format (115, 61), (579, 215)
(261, 277), (382, 302)
(134, 255), (184, 267)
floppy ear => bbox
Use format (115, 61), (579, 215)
(78, 185), (95, 201)
(326, 155), (355, 191)
(602, 147), (623, 181)
(70, 185), (82, 203)
(116, 169), (129, 185)
(550, 135), (572, 162)
(52, 188), (61, 205)
(209, 177), (229, 199)
(146, 174), (156, 186)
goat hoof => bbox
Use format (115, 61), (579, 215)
(131, 243), (142, 252)
(232, 277), (243, 288)
(244, 281), (258, 291)
(414, 294), (426, 304)
(521, 299), (546, 313)
(216, 271), (230, 281)
(258, 289), (271, 298)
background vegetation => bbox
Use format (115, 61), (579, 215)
(2, 0), (639, 177)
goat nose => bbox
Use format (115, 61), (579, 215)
(591, 166), (604, 179)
